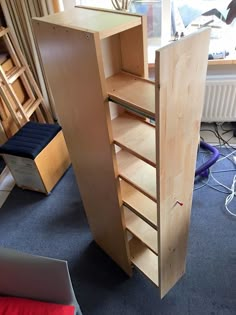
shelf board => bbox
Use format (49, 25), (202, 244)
(34, 8), (141, 40)
(111, 113), (156, 167)
(120, 180), (157, 229)
(106, 72), (155, 118)
(124, 206), (158, 254)
(116, 149), (156, 202)
(129, 237), (159, 286)
(208, 57), (236, 65)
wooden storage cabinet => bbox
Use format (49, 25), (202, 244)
(33, 7), (210, 298)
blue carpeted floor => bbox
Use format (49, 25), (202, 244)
(0, 147), (235, 315)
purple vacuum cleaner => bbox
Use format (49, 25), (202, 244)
(195, 141), (220, 177)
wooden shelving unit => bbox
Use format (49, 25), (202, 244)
(111, 113), (156, 166)
(33, 6), (210, 298)
(107, 72), (155, 118)
(129, 237), (159, 286)
(120, 180), (157, 229)
(117, 149), (157, 201)
(124, 206), (158, 254)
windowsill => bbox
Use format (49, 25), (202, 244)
(208, 55), (236, 65)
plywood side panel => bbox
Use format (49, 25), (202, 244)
(155, 29), (211, 298)
(33, 20), (132, 276)
(120, 16), (148, 77)
(101, 34), (122, 78)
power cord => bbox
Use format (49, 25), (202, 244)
(224, 175), (236, 217)
(214, 123), (236, 149)
(200, 123), (236, 149)
(195, 148), (236, 217)
(194, 176), (210, 190)
(211, 150), (236, 217)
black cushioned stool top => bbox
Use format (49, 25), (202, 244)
(0, 122), (62, 159)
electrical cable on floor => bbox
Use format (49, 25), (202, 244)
(218, 122), (234, 135)
(216, 150), (236, 162)
(224, 175), (236, 217)
(205, 183), (229, 194)
(210, 151), (236, 216)
(194, 177), (210, 190)
(212, 169), (236, 173)
(195, 146), (236, 216)
(200, 124), (236, 150)
(209, 171), (233, 193)
(214, 123), (236, 150)
(221, 128), (233, 135)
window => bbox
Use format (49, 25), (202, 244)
(76, 0), (113, 9)
(77, 0), (164, 63)
(174, 1), (236, 57)
(76, 1), (236, 62)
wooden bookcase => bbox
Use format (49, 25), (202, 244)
(32, 7), (210, 298)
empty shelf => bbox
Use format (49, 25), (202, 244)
(111, 113), (156, 166)
(106, 72), (155, 118)
(124, 206), (158, 254)
(120, 180), (157, 229)
(116, 149), (156, 201)
(129, 237), (159, 286)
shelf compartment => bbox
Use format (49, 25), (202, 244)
(129, 237), (159, 286)
(116, 149), (156, 202)
(120, 180), (157, 229)
(106, 72), (155, 118)
(111, 113), (156, 167)
(124, 206), (158, 254)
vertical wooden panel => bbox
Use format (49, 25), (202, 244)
(155, 28), (211, 298)
(120, 16), (148, 78)
(33, 20), (132, 276)
(101, 34), (122, 78)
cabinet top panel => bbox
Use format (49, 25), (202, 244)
(34, 6), (142, 39)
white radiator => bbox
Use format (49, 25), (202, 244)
(202, 75), (236, 122)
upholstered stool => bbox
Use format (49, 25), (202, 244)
(0, 122), (70, 194)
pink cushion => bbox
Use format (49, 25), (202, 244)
(0, 297), (75, 315)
